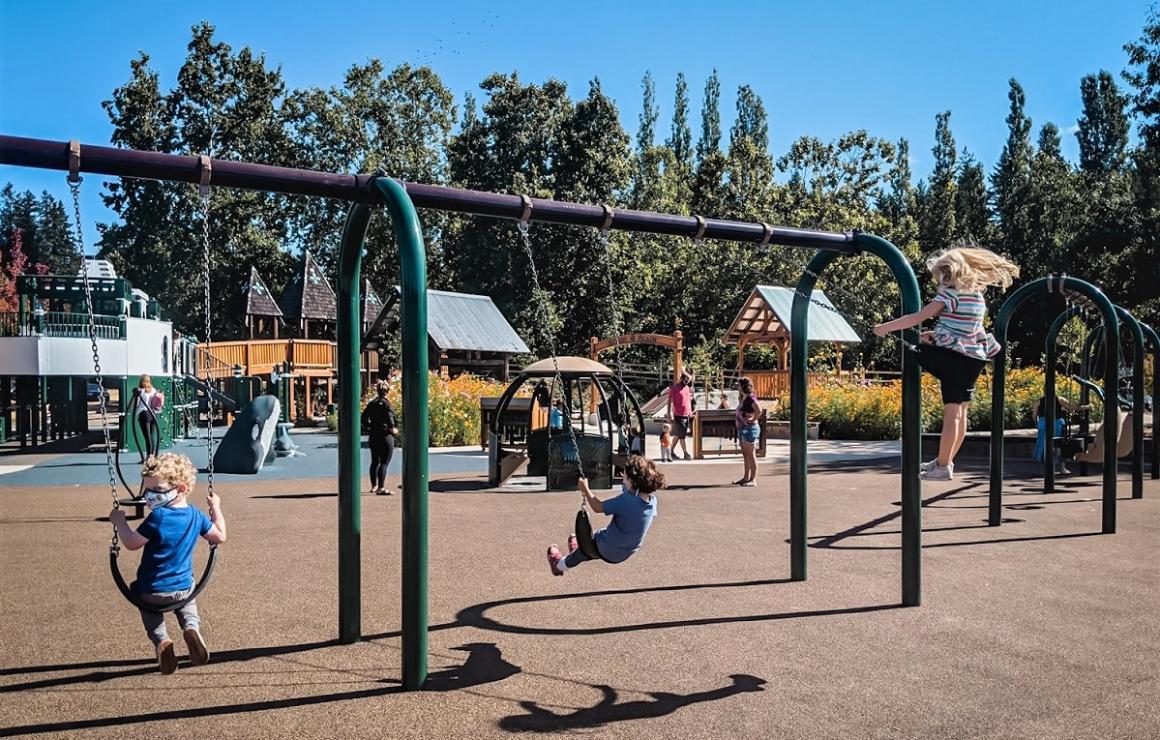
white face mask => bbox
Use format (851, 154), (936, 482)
(143, 488), (178, 510)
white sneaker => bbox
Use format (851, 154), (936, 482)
(920, 458), (939, 472)
(1056, 464), (1070, 476)
(920, 463), (954, 481)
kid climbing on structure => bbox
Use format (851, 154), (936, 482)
(874, 246), (1020, 481)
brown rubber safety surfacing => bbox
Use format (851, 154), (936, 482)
(1, 460), (1159, 739)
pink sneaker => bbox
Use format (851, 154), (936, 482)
(567, 534), (578, 553)
(547, 545), (564, 576)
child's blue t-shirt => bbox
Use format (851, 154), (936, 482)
(594, 490), (657, 563)
(134, 505), (213, 594)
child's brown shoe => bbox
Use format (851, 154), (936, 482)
(183, 628), (210, 666)
(157, 639), (178, 674)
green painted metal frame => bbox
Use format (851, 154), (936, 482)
(790, 233), (923, 606)
(336, 178), (429, 690)
(990, 276), (1120, 532)
(1142, 323), (1160, 480)
(1043, 306), (1083, 493)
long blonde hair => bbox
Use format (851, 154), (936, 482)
(926, 247), (1020, 292)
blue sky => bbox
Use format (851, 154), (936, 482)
(0, 0), (1151, 246)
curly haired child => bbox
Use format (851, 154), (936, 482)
(109, 453), (227, 674)
(547, 455), (666, 574)
(874, 246), (1020, 481)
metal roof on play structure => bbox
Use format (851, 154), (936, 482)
(370, 288), (530, 354)
(724, 285), (862, 345)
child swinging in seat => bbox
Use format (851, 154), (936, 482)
(109, 453), (227, 674)
(873, 246), (1020, 481)
(547, 455), (666, 575)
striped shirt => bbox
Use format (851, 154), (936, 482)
(931, 289), (1001, 360)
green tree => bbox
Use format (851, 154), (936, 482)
(917, 111), (957, 254)
(284, 59), (455, 292)
(34, 193), (79, 274)
(954, 150), (993, 245)
(445, 73), (573, 354)
(1077, 70), (1130, 174)
(991, 79), (1034, 258)
(667, 73), (693, 172)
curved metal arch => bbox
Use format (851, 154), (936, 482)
(790, 233), (923, 606)
(990, 275), (1120, 533)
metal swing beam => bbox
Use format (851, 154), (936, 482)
(1, 134), (922, 689)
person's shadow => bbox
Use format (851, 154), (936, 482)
(498, 673), (766, 733)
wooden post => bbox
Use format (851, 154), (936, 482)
(737, 337), (747, 370)
(673, 330), (684, 382)
(693, 411), (702, 459)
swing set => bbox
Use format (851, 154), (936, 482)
(0, 133), (926, 692)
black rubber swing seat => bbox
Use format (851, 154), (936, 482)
(109, 545), (218, 614)
(574, 508), (613, 563)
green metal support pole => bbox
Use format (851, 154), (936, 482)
(1113, 306), (1146, 500)
(337, 202), (372, 644)
(1141, 323), (1160, 481)
(789, 251), (836, 582)
(370, 178), (429, 691)
(790, 234), (922, 605)
(1044, 307), (1083, 493)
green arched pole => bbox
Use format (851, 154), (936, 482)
(990, 276), (1119, 532)
(791, 233), (923, 605)
(1113, 306), (1146, 499)
(338, 178), (429, 690)
(1142, 323), (1160, 480)
(1043, 306), (1082, 493)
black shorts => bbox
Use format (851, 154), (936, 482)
(672, 416), (691, 439)
(915, 345), (988, 404)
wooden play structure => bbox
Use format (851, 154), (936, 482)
(722, 285), (861, 399)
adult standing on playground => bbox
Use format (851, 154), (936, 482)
(734, 377), (762, 486)
(363, 381), (399, 495)
(135, 374), (164, 458)
(667, 370), (695, 460)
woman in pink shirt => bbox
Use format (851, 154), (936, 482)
(667, 370), (695, 460)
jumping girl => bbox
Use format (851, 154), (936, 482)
(873, 247), (1020, 481)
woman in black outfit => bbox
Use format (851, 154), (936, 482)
(363, 381), (399, 495)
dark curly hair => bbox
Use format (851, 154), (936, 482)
(624, 454), (666, 494)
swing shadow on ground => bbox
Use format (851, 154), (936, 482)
(0, 627), (775, 737)
(806, 480), (1109, 552)
(1, 576), (880, 738)
(498, 673), (767, 734)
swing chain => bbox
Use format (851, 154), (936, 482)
(198, 155), (216, 497)
(515, 211), (588, 484)
(796, 263), (919, 352)
(597, 207), (629, 433)
(68, 164), (121, 552)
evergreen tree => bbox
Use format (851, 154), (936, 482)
(954, 150), (992, 245)
(918, 111), (957, 254)
(1077, 71), (1130, 174)
(695, 70), (721, 165)
(991, 79), (1034, 255)
(1027, 123), (1079, 274)
(34, 193), (79, 274)
(667, 73), (693, 172)
(692, 71), (726, 217)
